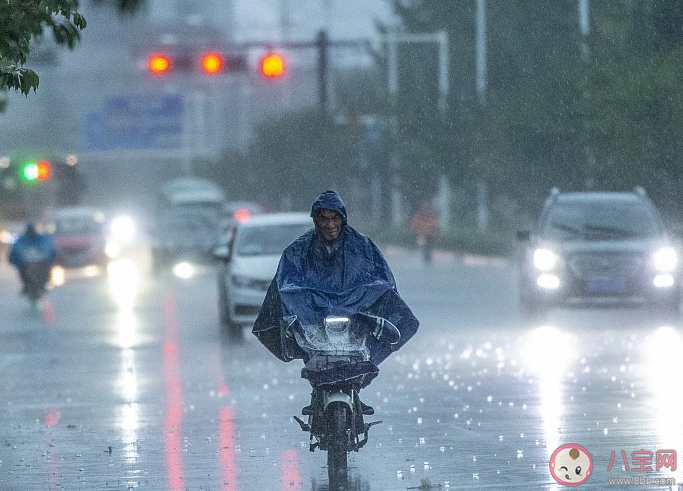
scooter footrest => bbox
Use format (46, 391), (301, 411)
(292, 415), (310, 432)
(365, 420), (382, 431)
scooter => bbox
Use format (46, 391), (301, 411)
(21, 257), (53, 307)
(288, 313), (400, 482)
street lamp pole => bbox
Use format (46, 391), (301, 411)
(383, 31), (449, 113)
(579, 0), (590, 61)
(475, 0), (489, 231)
(476, 0), (487, 105)
(382, 30), (450, 225)
(578, 0), (595, 188)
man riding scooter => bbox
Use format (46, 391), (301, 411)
(9, 221), (57, 296)
(253, 190), (419, 411)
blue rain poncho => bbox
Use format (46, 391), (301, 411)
(252, 191), (419, 365)
(9, 223), (57, 269)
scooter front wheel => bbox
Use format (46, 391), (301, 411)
(326, 402), (348, 480)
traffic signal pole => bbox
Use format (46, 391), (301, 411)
(316, 31), (329, 114)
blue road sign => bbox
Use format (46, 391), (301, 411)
(83, 94), (184, 150)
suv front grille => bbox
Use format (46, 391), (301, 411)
(568, 253), (644, 279)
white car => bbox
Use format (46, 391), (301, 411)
(214, 212), (313, 338)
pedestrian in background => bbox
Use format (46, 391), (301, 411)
(411, 199), (439, 264)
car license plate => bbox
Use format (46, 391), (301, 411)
(587, 277), (626, 294)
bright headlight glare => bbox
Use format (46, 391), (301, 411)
(110, 215), (136, 243)
(653, 274), (675, 288)
(537, 273), (560, 290)
(105, 240), (121, 258)
(652, 247), (677, 273)
(533, 248), (558, 271)
(173, 262), (194, 279)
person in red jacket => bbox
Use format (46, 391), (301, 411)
(411, 199), (439, 263)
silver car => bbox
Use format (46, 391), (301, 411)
(517, 188), (681, 319)
(214, 212), (313, 338)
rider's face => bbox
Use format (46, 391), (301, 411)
(314, 209), (343, 244)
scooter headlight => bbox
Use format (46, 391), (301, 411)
(324, 316), (350, 334)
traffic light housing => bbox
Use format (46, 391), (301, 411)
(21, 160), (52, 182)
(260, 52), (286, 78)
(145, 49), (246, 76)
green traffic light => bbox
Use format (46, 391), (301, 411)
(22, 162), (39, 181)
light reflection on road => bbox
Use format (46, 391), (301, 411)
(280, 449), (303, 490)
(107, 258), (140, 312)
(644, 326), (683, 459)
(110, 257), (142, 487)
(219, 407), (238, 491)
(162, 292), (184, 491)
(521, 325), (577, 457)
(44, 408), (61, 491)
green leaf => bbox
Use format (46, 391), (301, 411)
(19, 68), (40, 95)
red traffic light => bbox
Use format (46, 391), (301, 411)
(36, 160), (52, 180)
(148, 53), (171, 75)
(200, 52), (224, 74)
(260, 52), (286, 78)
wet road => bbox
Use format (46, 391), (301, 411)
(1, 247), (682, 490)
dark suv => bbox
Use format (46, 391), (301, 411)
(518, 188), (681, 318)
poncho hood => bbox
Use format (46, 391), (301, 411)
(310, 190), (347, 224)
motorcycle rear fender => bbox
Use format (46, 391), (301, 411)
(323, 391), (354, 413)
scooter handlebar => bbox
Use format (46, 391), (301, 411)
(369, 316), (401, 346)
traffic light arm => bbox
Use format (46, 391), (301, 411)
(236, 31), (373, 113)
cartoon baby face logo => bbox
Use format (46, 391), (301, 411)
(549, 444), (593, 486)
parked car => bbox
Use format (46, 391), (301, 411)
(517, 188), (681, 319)
(214, 212), (313, 338)
(46, 206), (111, 269)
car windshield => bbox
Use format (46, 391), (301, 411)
(160, 204), (222, 235)
(541, 201), (662, 240)
(234, 223), (311, 256)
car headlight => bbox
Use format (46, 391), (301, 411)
(0, 229), (12, 244)
(652, 247), (678, 273)
(110, 215), (136, 244)
(173, 261), (195, 279)
(533, 248), (559, 271)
